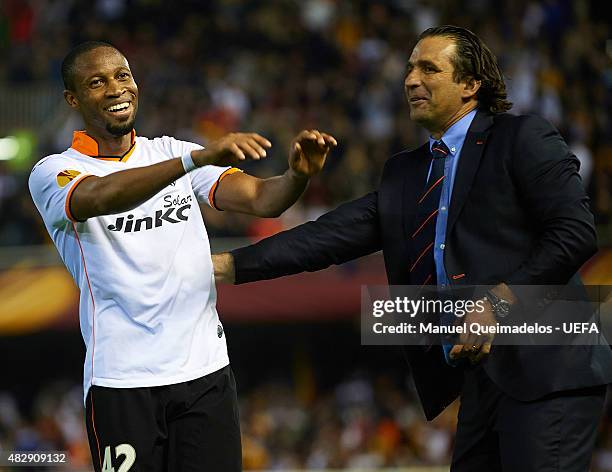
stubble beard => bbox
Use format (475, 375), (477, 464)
(105, 103), (138, 137)
(106, 118), (136, 137)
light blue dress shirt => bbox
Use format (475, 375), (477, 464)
(427, 108), (478, 363)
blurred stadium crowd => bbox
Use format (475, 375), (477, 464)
(0, 374), (457, 470)
(0, 374), (611, 470)
(0, 0), (611, 245)
(1, 0), (611, 470)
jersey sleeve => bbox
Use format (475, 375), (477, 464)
(175, 140), (243, 209)
(28, 155), (94, 227)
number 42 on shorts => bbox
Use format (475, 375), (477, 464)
(102, 443), (136, 472)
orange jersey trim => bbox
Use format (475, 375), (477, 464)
(208, 167), (243, 210)
(71, 130), (136, 162)
(65, 174), (94, 222)
(72, 131), (99, 156)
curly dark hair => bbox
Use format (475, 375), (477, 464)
(418, 25), (512, 114)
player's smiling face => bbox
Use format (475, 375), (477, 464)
(66, 47), (138, 139)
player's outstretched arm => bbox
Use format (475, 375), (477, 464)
(213, 191), (382, 284)
(70, 133), (271, 221)
(213, 130), (337, 217)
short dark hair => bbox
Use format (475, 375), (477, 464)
(418, 25), (512, 114)
(61, 41), (120, 91)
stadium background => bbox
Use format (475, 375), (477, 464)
(0, 0), (611, 470)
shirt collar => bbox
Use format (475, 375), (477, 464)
(71, 129), (137, 162)
(429, 108), (478, 156)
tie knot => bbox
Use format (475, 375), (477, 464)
(431, 141), (449, 159)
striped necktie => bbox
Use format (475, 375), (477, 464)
(409, 140), (449, 286)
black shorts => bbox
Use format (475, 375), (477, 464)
(84, 365), (241, 472)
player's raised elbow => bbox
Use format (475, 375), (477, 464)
(253, 205), (285, 218)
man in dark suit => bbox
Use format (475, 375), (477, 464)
(214, 26), (612, 471)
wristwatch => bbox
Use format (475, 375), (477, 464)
(485, 290), (511, 320)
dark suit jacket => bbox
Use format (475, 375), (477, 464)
(232, 111), (612, 420)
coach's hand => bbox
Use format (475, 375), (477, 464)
(212, 253), (235, 284)
(450, 298), (496, 364)
(192, 133), (272, 167)
(289, 130), (337, 178)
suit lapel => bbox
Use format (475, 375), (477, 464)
(401, 143), (431, 242)
(446, 111), (494, 236)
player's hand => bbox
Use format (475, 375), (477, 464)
(192, 133), (272, 167)
(450, 298), (496, 364)
(288, 130), (337, 178)
(212, 253), (235, 284)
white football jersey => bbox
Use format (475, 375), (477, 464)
(29, 131), (239, 401)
